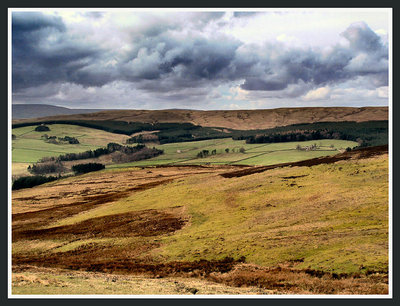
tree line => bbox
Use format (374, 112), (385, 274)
(244, 130), (352, 144)
(232, 121), (388, 147)
(196, 147), (245, 158)
(42, 134), (80, 144)
(72, 163), (105, 174)
(12, 175), (58, 190)
(28, 143), (164, 175)
(40, 143), (153, 162)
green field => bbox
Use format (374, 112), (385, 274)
(11, 123), (358, 176)
(11, 124), (359, 166)
(108, 138), (358, 168)
(12, 124), (130, 163)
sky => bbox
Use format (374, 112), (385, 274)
(11, 9), (391, 110)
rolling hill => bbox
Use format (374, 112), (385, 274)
(12, 104), (104, 119)
(12, 106), (388, 130)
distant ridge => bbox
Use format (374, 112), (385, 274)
(12, 104), (106, 119)
(12, 106), (388, 130)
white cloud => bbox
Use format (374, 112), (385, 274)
(222, 103), (241, 109)
(276, 34), (298, 44)
(302, 86), (331, 101)
(377, 86), (389, 98)
(375, 29), (387, 35)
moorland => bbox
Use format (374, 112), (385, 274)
(11, 106), (389, 295)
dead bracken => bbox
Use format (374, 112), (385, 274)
(14, 209), (187, 241)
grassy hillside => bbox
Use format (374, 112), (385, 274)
(12, 151), (388, 294)
(108, 138), (358, 168)
(47, 154), (387, 275)
(12, 122), (358, 175)
(12, 124), (130, 163)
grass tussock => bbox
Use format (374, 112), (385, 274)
(11, 266), (273, 295)
(207, 264), (388, 295)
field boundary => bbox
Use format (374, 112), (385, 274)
(220, 145), (388, 178)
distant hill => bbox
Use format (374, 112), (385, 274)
(12, 106), (388, 130)
(12, 104), (105, 119)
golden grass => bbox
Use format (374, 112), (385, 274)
(12, 154), (388, 294)
(12, 266), (274, 295)
(26, 154), (388, 275)
(12, 163), (32, 177)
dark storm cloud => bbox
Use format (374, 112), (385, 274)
(12, 12), (107, 91)
(162, 37), (240, 81)
(12, 12), (230, 92)
(241, 78), (288, 91)
(118, 33), (241, 89)
(12, 11), (66, 33)
(120, 20), (387, 95)
(12, 12), (388, 102)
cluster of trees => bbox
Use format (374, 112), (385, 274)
(196, 149), (217, 158)
(71, 163), (105, 174)
(40, 143), (148, 162)
(28, 161), (65, 175)
(111, 147), (164, 163)
(41, 134), (57, 143)
(34, 125), (50, 132)
(157, 133), (195, 144)
(245, 130), (349, 144)
(156, 128), (230, 144)
(126, 136), (141, 144)
(196, 147), (245, 158)
(296, 143), (318, 151)
(12, 175), (58, 190)
(126, 134), (159, 144)
(224, 147), (245, 153)
(58, 135), (80, 144)
(27, 142), (163, 175)
(41, 134), (80, 144)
